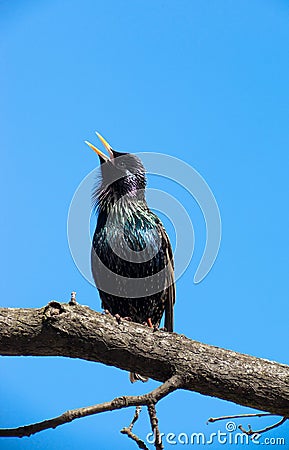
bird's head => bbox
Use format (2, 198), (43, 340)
(85, 132), (146, 207)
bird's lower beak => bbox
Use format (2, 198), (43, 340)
(84, 141), (109, 161)
(85, 132), (114, 162)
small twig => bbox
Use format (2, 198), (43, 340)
(239, 416), (288, 436)
(207, 412), (274, 424)
(0, 374), (182, 438)
(208, 412), (288, 439)
(129, 406), (142, 431)
(147, 404), (163, 450)
(121, 406), (148, 450)
(69, 291), (77, 305)
(121, 428), (149, 450)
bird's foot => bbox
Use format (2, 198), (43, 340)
(142, 318), (154, 328)
(122, 316), (132, 322)
(104, 313), (132, 324)
(147, 318), (153, 328)
(141, 319), (165, 332)
(114, 313), (122, 324)
(153, 326), (167, 332)
(114, 314), (134, 324)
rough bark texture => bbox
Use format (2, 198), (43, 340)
(0, 301), (289, 416)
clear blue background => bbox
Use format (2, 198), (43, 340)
(1, 0), (289, 448)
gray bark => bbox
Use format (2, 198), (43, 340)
(0, 301), (288, 416)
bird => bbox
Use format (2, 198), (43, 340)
(85, 132), (175, 382)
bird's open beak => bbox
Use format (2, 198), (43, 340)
(84, 132), (114, 162)
(95, 132), (114, 159)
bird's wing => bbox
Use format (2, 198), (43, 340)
(159, 224), (175, 332)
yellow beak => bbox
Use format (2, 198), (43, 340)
(85, 131), (114, 160)
(95, 132), (114, 159)
(84, 140), (109, 161)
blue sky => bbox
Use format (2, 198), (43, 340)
(1, 0), (289, 448)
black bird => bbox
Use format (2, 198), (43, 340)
(85, 132), (175, 382)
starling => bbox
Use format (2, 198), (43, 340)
(85, 132), (175, 382)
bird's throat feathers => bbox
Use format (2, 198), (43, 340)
(92, 151), (148, 220)
(94, 182), (148, 217)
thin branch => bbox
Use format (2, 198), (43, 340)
(0, 375), (182, 438)
(208, 412), (288, 439)
(128, 406), (143, 431)
(207, 412), (275, 424)
(239, 417), (288, 436)
(147, 404), (163, 450)
(120, 428), (149, 450)
(121, 407), (148, 450)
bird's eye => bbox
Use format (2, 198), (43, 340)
(116, 160), (126, 169)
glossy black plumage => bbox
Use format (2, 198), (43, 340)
(89, 138), (175, 335)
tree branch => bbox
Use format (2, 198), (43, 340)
(147, 404), (163, 450)
(0, 375), (181, 437)
(208, 413), (275, 423)
(0, 301), (289, 417)
(121, 407), (148, 450)
(208, 413), (288, 439)
(238, 417), (288, 436)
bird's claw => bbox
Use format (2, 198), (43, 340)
(153, 326), (167, 332)
(105, 313), (132, 324)
(114, 313), (121, 324)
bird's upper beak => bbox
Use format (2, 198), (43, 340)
(85, 132), (114, 162)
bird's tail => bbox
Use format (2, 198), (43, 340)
(129, 372), (149, 383)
